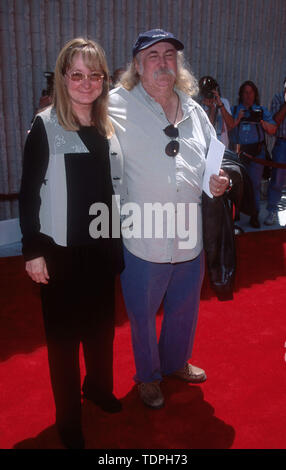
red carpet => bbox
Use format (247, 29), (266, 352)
(0, 230), (286, 449)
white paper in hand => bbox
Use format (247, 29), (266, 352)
(202, 136), (225, 198)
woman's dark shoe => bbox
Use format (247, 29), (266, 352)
(83, 392), (122, 413)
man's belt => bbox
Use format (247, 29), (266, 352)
(239, 151), (286, 169)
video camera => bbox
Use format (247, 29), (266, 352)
(241, 106), (263, 123)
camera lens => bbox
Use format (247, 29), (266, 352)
(199, 76), (218, 100)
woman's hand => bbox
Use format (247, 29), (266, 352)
(237, 109), (244, 121)
(233, 108), (244, 127)
(209, 169), (230, 197)
(25, 257), (50, 284)
(260, 120), (277, 135)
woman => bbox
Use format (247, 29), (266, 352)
(231, 81), (276, 228)
(19, 38), (124, 449)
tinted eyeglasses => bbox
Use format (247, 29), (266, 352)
(66, 71), (105, 82)
(163, 124), (180, 157)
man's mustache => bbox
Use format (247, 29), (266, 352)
(153, 68), (176, 79)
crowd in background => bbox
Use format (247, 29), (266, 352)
(197, 75), (285, 229)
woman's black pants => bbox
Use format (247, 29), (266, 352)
(40, 272), (115, 438)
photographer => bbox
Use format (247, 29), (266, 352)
(37, 71), (54, 113)
(231, 81), (276, 228)
(264, 78), (286, 225)
(199, 76), (235, 149)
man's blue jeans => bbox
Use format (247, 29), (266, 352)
(120, 246), (205, 383)
(267, 139), (286, 212)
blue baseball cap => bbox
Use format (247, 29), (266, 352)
(132, 29), (184, 57)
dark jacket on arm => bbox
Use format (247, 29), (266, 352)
(202, 149), (255, 300)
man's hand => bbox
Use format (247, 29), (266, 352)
(25, 257), (50, 284)
(202, 95), (216, 125)
(212, 89), (223, 107)
(202, 96), (215, 108)
(209, 169), (230, 197)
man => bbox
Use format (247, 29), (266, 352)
(198, 76), (235, 149)
(264, 78), (286, 225)
(109, 29), (230, 409)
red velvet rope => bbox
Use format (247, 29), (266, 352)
(239, 152), (286, 169)
(0, 193), (19, 201)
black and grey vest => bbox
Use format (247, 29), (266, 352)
(38, 107), (90, 246)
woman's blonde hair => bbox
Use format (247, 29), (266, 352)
(119, 51), (199, 97)
(53, 37), (113, 137)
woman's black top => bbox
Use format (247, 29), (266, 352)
(19, 110), (124, 277)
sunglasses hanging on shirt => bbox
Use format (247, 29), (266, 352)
(163, 124), (180, 157)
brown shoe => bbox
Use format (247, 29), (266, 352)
(138, 381), (164, 409)
(171, 363), (207, 383)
